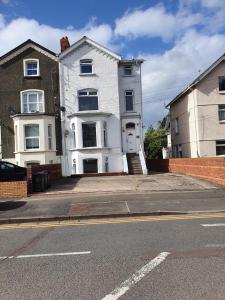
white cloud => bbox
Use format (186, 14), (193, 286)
(141, 30), (225, 126)
(0, 0), (11, 4)
(115, 4), (202, 41)
(0, 17), (114, 55)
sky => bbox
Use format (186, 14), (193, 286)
(1, 0), (225, 128)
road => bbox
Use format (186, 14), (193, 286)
(1, 214), (225, 299)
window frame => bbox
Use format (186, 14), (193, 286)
(80, 59), (93, 74)
(218, 105), (225, 122)
(20, 89), (45, 113)
(124, 65), (133, 76)
(82, 122), (97, 148)
(48, 124), (53, 150)
(125, 90), (134, 112)
(24, 124), (40, 150)
(23, 58), (40, 77)
(216, 140), (225, 156)
(175, 117), (179, 134)
(71, 123), (76, 148)
(78, 89), (99, 111)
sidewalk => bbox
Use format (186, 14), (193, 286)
(1, 189), (225, 224)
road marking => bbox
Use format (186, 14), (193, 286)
(201, 223), (225, 227)
(125, 201), (130, 213)
(0, 213), (225, 230)
(0, 251), (91, 260)
(102, 252), (170, 300)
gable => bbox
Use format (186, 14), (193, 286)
(59, 36), (121, 61)
(0, 40), (57, 66)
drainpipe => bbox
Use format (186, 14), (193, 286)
(190, 86), (200, 157)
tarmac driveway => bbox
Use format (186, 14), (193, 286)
(45, 173), (217, 195)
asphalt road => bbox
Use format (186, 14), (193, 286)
(1, 214), (225, 299)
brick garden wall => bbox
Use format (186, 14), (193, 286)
(147, 158), (225, 186)
(27, 164), (62, 193)
(0, 181), (27, 198)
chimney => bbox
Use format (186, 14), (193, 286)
(60, 36), (70, 52)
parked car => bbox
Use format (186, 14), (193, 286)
(0, 161), (27, 181)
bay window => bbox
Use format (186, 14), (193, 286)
(82, 122), (96, 147)
(24, 124), (39, 150)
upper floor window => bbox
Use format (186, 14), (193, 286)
(21, 90), (44, 113)
(24, 124), (39, 150)
(80, 59), (93, 74)
(218, 105), (225, 122)
(78, 89), (98, 111)
(219, 76), (225, 92)
(23, 59), (39, 77)
(175, 117), (179, 134)
(125, 90), (134, 111)
(124, 65), (132, 76)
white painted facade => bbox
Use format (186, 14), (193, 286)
(59, 37), (144, 175)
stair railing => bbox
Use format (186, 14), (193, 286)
(138, 144), (148, 175)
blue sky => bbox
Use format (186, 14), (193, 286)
(1, 0), (225, 127)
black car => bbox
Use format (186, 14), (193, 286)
(0, 161), (27, 181)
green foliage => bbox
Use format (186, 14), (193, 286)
(144, 119), (167, 159)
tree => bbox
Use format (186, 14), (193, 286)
(144, 119), (167, 159)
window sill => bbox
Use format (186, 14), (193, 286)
(79, 73), (96, 76)
(69, 147), (110, 151)
(219, 121), (225, 123)
(218, 90), (225, 94)
(24, 76), (41, 79)
(122, 75), (135, 77)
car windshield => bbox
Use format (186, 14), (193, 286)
(0, 162), (16, 169)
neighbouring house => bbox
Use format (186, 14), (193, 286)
(167, 53), (225, 158)
(59, 36), (147, 175)
(0, 39), (62, 166)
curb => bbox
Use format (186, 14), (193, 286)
(1, 210), (225, 225)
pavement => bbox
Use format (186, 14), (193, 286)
(1, 214), (225, 299)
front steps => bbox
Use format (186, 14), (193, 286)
(127, 153), (143, 175)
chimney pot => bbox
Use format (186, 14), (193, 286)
(60, 36), (70, 52)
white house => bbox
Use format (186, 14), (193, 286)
(59, 36), (147, 176)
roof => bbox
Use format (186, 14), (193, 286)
(166, 52), (225, 108)
(120, 59), (144, 64)
(59, 36), (122, 60)
(0, 39), (57, 65)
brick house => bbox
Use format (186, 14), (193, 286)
(0, 39), (62, 166)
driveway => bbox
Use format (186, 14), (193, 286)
(44, 173), (218, 195)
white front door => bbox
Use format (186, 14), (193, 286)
(126, 129), (136, 153)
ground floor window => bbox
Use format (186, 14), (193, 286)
(82, 122), (97, 147)
(174, 144), (182, 158)
(83, 158), (98, 173)
(216, 140), (225, 155)
(24, 124), (39, 150)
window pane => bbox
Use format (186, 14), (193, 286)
(126, 95), (133, 111)
(219, 77), (225, 91)
(79, 96), (98, 111)
(26, 63), (38, 76)
(124, 66), (132, 75)
(78, 91), (87, 96)
(25, 125), (39, 137)
(81, 65), (92, 74)
(83, 159), (98, 173)
(26, 138), (39, 149)
(219, 110), (225, 121)
(82, 123), (96, 147)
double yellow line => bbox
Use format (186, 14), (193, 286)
(0, 213), (225, 230)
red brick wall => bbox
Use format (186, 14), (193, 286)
(147, 158), (225, 186)
(0, 181), (27, 198)
(27, 164), (62, 193)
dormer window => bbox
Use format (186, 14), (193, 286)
(124, 65), (132, 76)
(21, 90), (44, 113)
(80, 59), (93, 74)
(23, 59), (39, 76)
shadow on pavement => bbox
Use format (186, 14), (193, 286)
(0, 201), (27, 211)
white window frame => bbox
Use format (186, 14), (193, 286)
(124, 65), (132, 76)
(23, 59), (40, 77)
(48, 124), (53, 150)
(80, 59), (93, 74)
(20, 89), (45, 113)
(125, 90), (134, 112)
(103, 121), (107, 147)
(24, 124), (40, 150)
(216, 140), (225, 156)
(78, 89), (99, 111)
(218, 105), (225, 122)
(71, 123), (76, 148)
(175, 117), (179, 134)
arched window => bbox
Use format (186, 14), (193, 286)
(78, 89), (98, 111)
(126, 122), (135, 129)
(21, 89), (44, 113)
